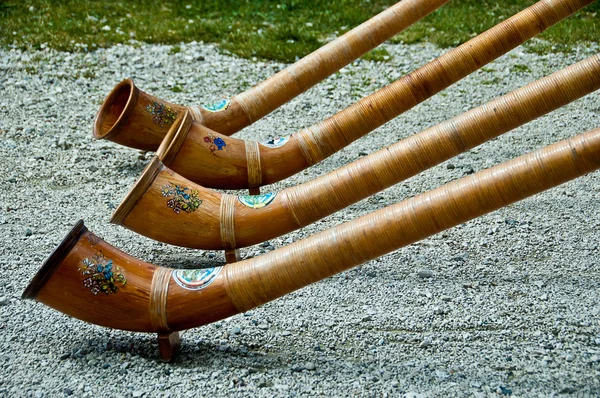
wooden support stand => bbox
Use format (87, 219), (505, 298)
(225, 248), (241, 264)
(155, 221), (243, 361)
(157, 331), (180, 362)
(249, 187), (260, 195)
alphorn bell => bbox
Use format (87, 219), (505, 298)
(111, 54), (600, 251)
(156, 0), (596, 191)
(92, 0), (449, 150)
(24, 127), (600, 361)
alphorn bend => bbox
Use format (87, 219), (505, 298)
(156, 0), (595, 191)
(110, 53), (600, 251)
(24, 127), (600, 358)
(92, 0), (449, 150)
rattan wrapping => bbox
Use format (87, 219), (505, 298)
(114, 53), (600, 250)
(291, 0), (594, 164)
(94, 0), (449, 150)
(284, 54), (600, 227)
(220, 194), (238, 249)
(149, 267), (173, 332)
(231, 0), (449, 126)
(159, 0), (596, 190)
(225, 127), (600, 311)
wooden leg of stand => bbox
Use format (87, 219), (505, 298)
(248, 187), (260, 195)
(225, 248), (241, 264)
(157, 331), (180, 362)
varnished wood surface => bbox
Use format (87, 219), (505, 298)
(25, 127), (600, 335)
(23, 221), (239, 333)
(157, 0), (596, 190)
(93, 0), (448, 150)
(93, 79), (189, 151)
(113, 54), (600, 250)
(225, 128), (600, 312)
(26, 225), (159, 332)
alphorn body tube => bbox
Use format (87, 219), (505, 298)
(157, 0), (597, 190)
(93, 0), (449, 150)
(25, 127), (600, 333)
(112, 54), (600, 250)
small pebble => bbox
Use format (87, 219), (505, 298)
(291, 365), (305, 372)
(417, 269), (434, 279)
(560, 386), (576, 394)
(420, 340), (432, 348)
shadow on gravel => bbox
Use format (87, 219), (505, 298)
(114, 160), (148, 178)
(158, 255), (227, 269)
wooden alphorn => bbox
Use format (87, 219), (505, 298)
(24, 127), (600, 359)
(92, 0), (449, 151)
(111, 54), (600, 250)
(157, 0), (596, 190)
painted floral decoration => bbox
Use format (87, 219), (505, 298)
(173, 267), (222, 291)
(79, 252), (126, 295)
(203, 134), (226, 152)
(201, 99), (230, 113)
(260, 136), (289, 149)
(238, 192), (277, 209)
(145, 101), (177, 127)
(161, 183), (202, 214)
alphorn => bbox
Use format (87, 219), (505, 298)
(24, 127), (600, 360)
(156, 0), (595, 190)
(92, 0), (449, 150)
(111, 54), (600, 250)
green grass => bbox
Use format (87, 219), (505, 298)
(0, 1), (598, 62)
(362, 48), (392, 63)
(510, 64), (532, 74)
(391, 0), (599, 49)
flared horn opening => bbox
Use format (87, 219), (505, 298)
(22, 220), (87, 300)
(156, 110), (193, 167)
(93, 79), (138, 140)
(22, 220), (164, 332)
(111, 157), (164, 226)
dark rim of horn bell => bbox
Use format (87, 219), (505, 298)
(110, 157), (164, 225)
(93, 79), (139, 140)
(156, 110), (193, 167)
(22, 220), (87, 300)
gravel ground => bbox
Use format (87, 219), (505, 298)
(1, 38), (600, 397)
